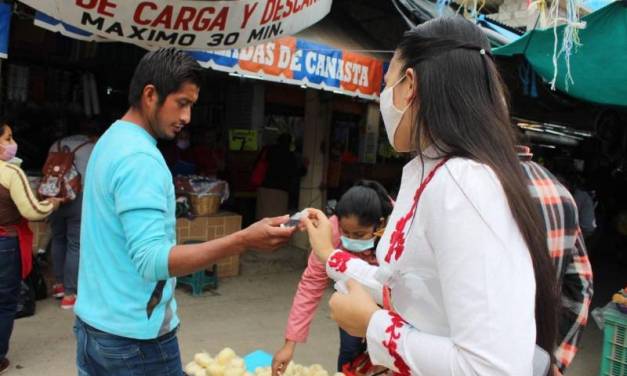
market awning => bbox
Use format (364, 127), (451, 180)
(19, 0), (333, 50)
(25, 1), (385, 100)
(494, 2), (627, 107)
(190, 36), (384, 101)
(33, 10), (107, 42)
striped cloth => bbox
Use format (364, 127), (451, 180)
(518, 146), (594, 373)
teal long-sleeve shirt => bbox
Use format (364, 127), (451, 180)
(75, 120), (178, 339)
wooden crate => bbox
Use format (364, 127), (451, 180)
(176, 212), (242, 278)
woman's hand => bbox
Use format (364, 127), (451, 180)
(47, 197), (64, 211)
(329, 280), (380, 338)
(302, 208), (335, 262)
(272, 340), (296, 376)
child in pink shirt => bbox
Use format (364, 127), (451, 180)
(272, 181), (393, 374)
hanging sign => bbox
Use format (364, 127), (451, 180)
(191, 37), (384, 100)
(229, 129), (258, 151)
(20, 0), (333, 50)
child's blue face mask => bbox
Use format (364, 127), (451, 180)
(340, 236), (375, 253)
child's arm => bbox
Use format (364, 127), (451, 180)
(284, 251), (330, 342)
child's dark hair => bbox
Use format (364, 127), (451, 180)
(336, 180), (393, 227)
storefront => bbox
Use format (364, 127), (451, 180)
(1, 1), (396, 258)
(0, 5), (247, 276)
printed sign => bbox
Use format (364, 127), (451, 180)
(192, 37), (384, 100)
(229, 129), (258, 151)
(20, 0), (333, 50)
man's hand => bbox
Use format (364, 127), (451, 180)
(241, 215), (296, 252)
(302, 208), (335, 262)
(329, 280), (379, 338)
(169, 215), (295, 277)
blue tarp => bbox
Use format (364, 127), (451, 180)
(0, 3), (12, 59)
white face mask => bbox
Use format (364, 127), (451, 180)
(380, 75), (408, 151)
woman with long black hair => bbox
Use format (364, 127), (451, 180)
(303, 16), (558, 375)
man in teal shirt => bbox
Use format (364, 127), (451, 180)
(75, 48), (296, 375)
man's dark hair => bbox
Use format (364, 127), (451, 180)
(128, 48), (202, 108)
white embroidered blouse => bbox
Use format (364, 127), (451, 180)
(326, 155), (536, 375)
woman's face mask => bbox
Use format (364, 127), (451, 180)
(380, 56), (416, 153)
(0, 143), (17, 161)
(0, 126), (17, 161)
(380, 75), (408, 152)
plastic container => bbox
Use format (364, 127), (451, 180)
(599, 304), (627, 376)
(244, 350), (272, 373)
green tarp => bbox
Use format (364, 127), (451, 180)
(494, 2), (627, 107)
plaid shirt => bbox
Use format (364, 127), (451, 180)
(518, 146), (594, 373)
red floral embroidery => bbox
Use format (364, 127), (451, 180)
(384, 159), (448, 263)
(382, 311), (411, 376)
(328, 251), (355, 273)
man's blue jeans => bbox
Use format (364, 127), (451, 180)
(74, 317), (183, 376)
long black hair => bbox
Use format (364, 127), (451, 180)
(336, 180), (393, 227)
(396, 17), (558, 356)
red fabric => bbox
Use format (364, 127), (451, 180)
(0, 219), (33, 279)
(250, 147), (269, 188)
(383, 285), (393, 312)
(378, 159), (447, 376)
(328, 251), (356, 273)
(342, 353), (375, 376)
(16, 219), (33, 279)
(384, 158), (448, 263)
(382, 312), (411, 376)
